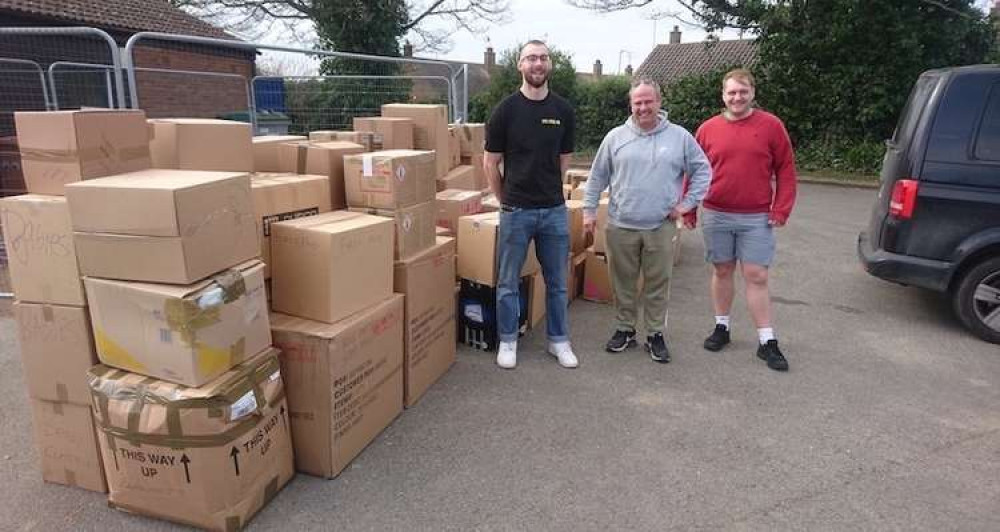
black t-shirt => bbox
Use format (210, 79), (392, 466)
(485, 91), (575, 208)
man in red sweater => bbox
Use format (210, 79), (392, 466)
(690, 69), (797, 371)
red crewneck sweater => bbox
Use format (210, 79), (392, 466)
(694, 110), (798, 224)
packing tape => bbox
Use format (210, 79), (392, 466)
(42, 305), (54, 322)
(225, 516), (241, 532)
(19, 144), (150, 164)
(163, 268), (247, 348)
(263, 476), (279, 505)
(51, 401), (64, 416)
(64, 469), (77, 487)
(56, 383), (68, 403)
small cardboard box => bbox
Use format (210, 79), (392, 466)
(435, 189), (482, 232)
(393, 237), (456, 407)
(381, 104), (450, 178)
(84, 260), (271, 387)
(353, 117), (414, 150)
(459, 153), (486, 189)
(149, 118), (253, 172)
(305, 141), (365, 209)
(480, 192), (500, 212)
(0, 194), (85, 305)
(565, 199), (590, 254)
(14, 302), (98, 405)
(343, 150), (437, 210)
(583, 248), (613, 303)
(528, 270), (546, 329)
(270, 211), (394, 324)
(437, 165), (478, 192)
(447, 126), (462, 170)
(456, 212), (540, 286)
(571, 181), (609, 201)
(348, 200), (436, 261)
(251, 173), (332, 278)
(252, 135), (307, 172)
(569, 251), (587, 302)
(594, 198), (610, 254)
(14, 109), (151, 195)
(565, 168), (589, 187)
(29, 399), (107, 493)
(309, 130), (381, 151)
(89, 348), (294, 530)
(276, 140), (312, 174)
(270, 295), (404, 478)
(452, 123), (485, 157)
(66, 169), (258, 284)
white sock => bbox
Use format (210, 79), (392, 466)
(758, 327), (775, 344)
(715, 315), (730, 329)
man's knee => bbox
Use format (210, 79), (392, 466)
(713, 261), (737, 278)
(742, 264), (769, 286)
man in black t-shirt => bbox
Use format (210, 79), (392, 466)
(484, 40), (577, 370)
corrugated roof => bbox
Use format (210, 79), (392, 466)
(0, 0), (233, 39)
(636, 39), (758, 85)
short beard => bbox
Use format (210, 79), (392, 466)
(524, 72), (549, 88)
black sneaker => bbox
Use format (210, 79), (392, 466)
(756, 340), (789, 371)
(605, 329), (637, 353)
(703, 324), (731, 352)
(646, 333), (670, 363)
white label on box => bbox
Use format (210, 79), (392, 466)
(362, 154), (373, 177)
(230, 391), (258, 421)
(463, 303), (484, 324)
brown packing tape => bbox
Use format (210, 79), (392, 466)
(56, 383), (69, 403)
(163, 267), (248, 347)
(51, 401), (64, 416)
(226, 516), (241, 532)
(19, 144), (150, 164)
(264, 476), (279, 505)
(64, 469), (77, 488)
(42, 305), (54, 322)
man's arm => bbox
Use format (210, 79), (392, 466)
(484, 151), (504, 203)
(768, 118), (798, 227)
(583, 133), (614, 233)
(669, 132), (712, 220)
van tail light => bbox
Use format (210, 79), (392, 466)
(889, 179), (919, 219)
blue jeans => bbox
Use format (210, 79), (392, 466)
(497, 204), (570, 343)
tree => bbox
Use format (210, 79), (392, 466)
(470, 45), (579, 122)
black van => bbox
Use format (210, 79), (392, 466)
(858, 64), (1000, 344)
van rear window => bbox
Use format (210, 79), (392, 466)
(892, 75), (937, 145)
(974, 84), (1000, 161)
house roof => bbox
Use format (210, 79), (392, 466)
(636, 38), (758, 85)
(0, 0), (232, 39)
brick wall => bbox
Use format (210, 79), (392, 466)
(133, 45), (255, 119)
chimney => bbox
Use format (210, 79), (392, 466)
(669, 25), (682, 44)
(624, 64), (633, 77)
(484, 46), (496, 71)
(593, 59), (603, 77)
(403, 41), (413, 58)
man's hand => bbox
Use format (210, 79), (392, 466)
(667, 204), (691, 221)
(583, 213), (597, 235)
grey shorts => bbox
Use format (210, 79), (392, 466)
(701, 209), (775, 266)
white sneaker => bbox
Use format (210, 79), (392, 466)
(547, 342), (579, 368)
(497, 341), (517, 369)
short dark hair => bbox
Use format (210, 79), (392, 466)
(520, 40), (549, 57)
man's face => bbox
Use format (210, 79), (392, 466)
(630, 84), (661, 129)
(519, 43), (552, 88)
(722, 77), (755, 117)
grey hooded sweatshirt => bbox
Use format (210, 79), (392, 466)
(583, 111), (711, 231)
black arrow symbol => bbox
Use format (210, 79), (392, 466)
(180, 454), (191, 483)
(230, 446), (241, 476)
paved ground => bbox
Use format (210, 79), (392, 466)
(2, 183), (998, 531)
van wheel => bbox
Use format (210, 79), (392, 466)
(952, 256), (1000, 345)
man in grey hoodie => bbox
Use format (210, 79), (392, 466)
(583, 78), (711, 363)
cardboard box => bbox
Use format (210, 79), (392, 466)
(571, 181), (609, 201)
(459, 153), (486, 189)
(89, 348), (294, 530)
(305, 141), (365, 209)
(456, 212), (540, 286)
(84, 260), (271, 387)
(569, 251), (587, 302)
(381, 104), (450, 178)
(270, 211), (394, 324)
(149, 118), (252, 172)
(252, 135), (307, 172)
(348, 200), (435, 261)
(66, 169), (258, 284)
(452, 123), (485, 156)
(480, 192), (500, 212)
(309, 130), (381, 151)
(591, 198), (610, 254)
(436, 226), (453, 237)
(393, 237), (456, 407)
(447, 126), (462, 170)
(436, 189), (482, 232)
(270, 295), (404, 478)
(343, 150), (437, 210)
(276, 140), (311, 174)
(353, 117), (413, 150)
(565, 199), (590, 254)
(14, 109), (151, 195)
(583, 248), (612, 303)
(458, 278), (529, 351)
(528, 270), (545, 329)
(0, 194), (85, 305)
(251, 173), (332, 278)
(563, 184), (574, 200)
(29, 399), (107, 493)
(14, 302), (97, 405)
(437, 165), (478, 192)
(565, 168), (589, 187)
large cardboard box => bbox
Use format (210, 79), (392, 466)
(459, 153), (486, 189)
(304, 141), (365, 209)
(564, 199), (589, 254)
(29, 399), (107, 493)
(343, 150), (436, 210)
(353, 117), (414, 150)
(14, 109), (151, 195)
(270, 211), (394, 324)
(66, 169), (258, 284)
(14, 302), (97, 405)
(0, 194), (85, 305)
(435, 189), (482, 232)
(381, 104), (450, 178)
(149, 118), (252, 172)
(84, 260), (271, 387)
(251, 173), (332, 278)
(270, 295), (404, 478)
(569, 251), (587, 302)
(89, 348), (294, 530)
(447, 126), (462, 170)
(252, 135), (307, 172)
(452, 123), (485, 157)
(393, 237), (456, 407)
(565, 168), (589, 187)
(437, 165), (478, 191)
(456, 212), (539, 286)
(583, 248), (612, 303)
(309, 130), (380, 151)
(594, 198), (610, 254)
(528, 270), (546, 329)
(276, 140), (311, 174)
(348, 200), (435, 261)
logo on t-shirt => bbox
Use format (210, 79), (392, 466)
(540, 118), (562, 126)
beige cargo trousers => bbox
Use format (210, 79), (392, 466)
(605, 221), (677, 335)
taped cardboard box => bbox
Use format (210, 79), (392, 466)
(528, 270), (545, 329)
(459, 153), (486, 189)
(270, 211), (394, 324)
(353, 116), (414, 150)
(437, 165), (478, 192)
(14, 109), (151, 195)
(564, 199), (591, 254)
(270, 295), (404, 478)
(251, 173), (332, 279)
(456, 212), (539, 286)
(583, 248), (612, 303)
(84, 260), (271, 387)
(89, 348), (294, 531)
(447, 126), (462, 170)
(569, 251), (587, 302)
(593, 198), (610, 254)
(0, 194), (85, 305)
(29, 398), (107, 493)
(480, 192), (500, 212)
(309, 130), (381, 151)
(304, 141), (365, 209)
(343, 150), (436, 210)
(569, 182), (609, 201)
(276, 141), (311, 174)
(452, 123), (485, 157)
(348, 200), (435, 261)
(14, 302), (98, 405)
(252, 135), (307, 172)
(66, 169), (258, 284)
(565, 168), (589, 187)
(393, 237), (456, 407)
(381, 104), (450, 178)
(435, 189), (482, 233)
(149, 118), (253, 172)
